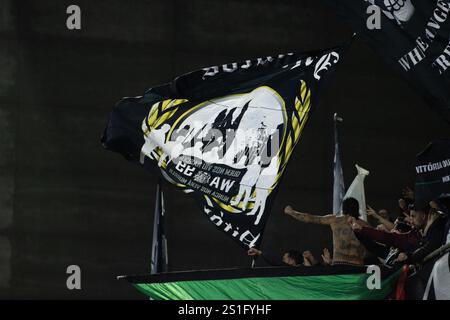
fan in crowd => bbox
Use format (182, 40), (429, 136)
(248, 186), (449, 273)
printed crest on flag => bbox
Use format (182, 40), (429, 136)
(102, 46), (344, 249)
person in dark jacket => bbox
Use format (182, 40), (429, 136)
(353, 219), (419, 252)
(351, 203), (447, 267)
(396, 207), (447, 264)
(404, 201), (449, 299)
(351, 218), (418, 267)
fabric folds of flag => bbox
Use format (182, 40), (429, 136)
(101, 46), (343, 249)
(323, 0), (450, 124)
(344, 165), (370, 221)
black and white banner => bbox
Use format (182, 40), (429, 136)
(415, 139), (450, 209)
(324, 0), (450, 124)
(101, 47), (342, 249)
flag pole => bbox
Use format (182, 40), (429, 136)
(151, 178), (168, 275)
(332, 113), (345, 215)
(159, 181), (168, 273)
(150, 181), (161, 275)
(149, 179), (169, 300)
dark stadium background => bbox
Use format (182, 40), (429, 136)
(0, 0), (448, 299)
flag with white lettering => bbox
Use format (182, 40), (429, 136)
(323, 0), (450, 124)
(415, 139), (450, 209)
(101, 47), (343, 249)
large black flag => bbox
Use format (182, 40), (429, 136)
(101, 47), (343, 249)
(323, 0), (450, 124)
(415, 139), (450, 209)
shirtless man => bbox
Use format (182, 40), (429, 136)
(284, 198), (368, 266)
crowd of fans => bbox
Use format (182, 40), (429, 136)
(248, 186), (450, 271)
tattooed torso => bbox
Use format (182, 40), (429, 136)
(330, 217), (366, 266)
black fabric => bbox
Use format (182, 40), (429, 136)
(261, 252), (285, 267)
(102, 47), (344, 250)
(322, 0), (450, 125)
(414, 139), (450, 209)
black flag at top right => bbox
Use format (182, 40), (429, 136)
(414, 139), (450, 209)
(323, 0), (450, 124)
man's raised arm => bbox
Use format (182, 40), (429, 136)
(284, 205), (335, 225)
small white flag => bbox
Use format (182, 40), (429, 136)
(344, 164), (369, 221)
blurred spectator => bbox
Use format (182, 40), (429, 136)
(402, 186), (414, 201)
(398, 198), (413, 218)
(378, 209), (390, 220)
(398, 187), (415, 219)
(321, 248), (332, 266)
(349, 212), (421, 267)
(396, 204), (447, 264)
(391, 216), (412, 234)
(302, 250), (318, 267)
(247, 247), (333, 268)
(367, 205), (394, 231)
(247, 247), (303, 267)
(351, 202), (447, 268)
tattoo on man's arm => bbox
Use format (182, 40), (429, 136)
(290, 212), (310, 222)
(291, 212), (330, 225)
